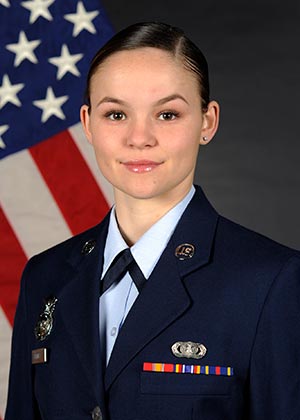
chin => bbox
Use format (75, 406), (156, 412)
(115, 183), (166, 201)
(125, 188), (161, 201)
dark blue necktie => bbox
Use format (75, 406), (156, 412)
(100, 248), (146, 295)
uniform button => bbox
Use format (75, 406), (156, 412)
(110, 327), (117, 336)
(91, 406), (102, 420)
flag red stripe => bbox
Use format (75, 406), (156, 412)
(0, 209), (28, 326)
(30, 131), (110, 235)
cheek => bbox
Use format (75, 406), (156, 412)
(166, 130), (200, 157)
(89, 134), (113, 167)
(94, 143), (113, 165)
(89, 124), (111, 150)
(167, 135), (200, 172)
(93, 149), (114, 177)
(90, 121), (123, 148)
(163, 118), (202, 145)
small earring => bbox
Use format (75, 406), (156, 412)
(202, 136), (209, 142)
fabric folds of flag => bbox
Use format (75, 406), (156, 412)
(0, 1), (114, 417)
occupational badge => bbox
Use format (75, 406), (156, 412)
(34, 296), (58, 341)
(171, 341), (207, 359)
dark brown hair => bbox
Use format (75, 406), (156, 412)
(84, 22), (210, 110)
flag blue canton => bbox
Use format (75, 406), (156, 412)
(0, 0), (114, 159)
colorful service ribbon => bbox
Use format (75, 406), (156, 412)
(143, 362), (234, 376)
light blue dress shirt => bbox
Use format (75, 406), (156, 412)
(99, 186), (195, 365)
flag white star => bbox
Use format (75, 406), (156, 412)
(48, 44), (83, 80)
(6, 31), (41, 67)
(33, 87), (68, 122)
(0, 124), (9, 149)
(64, 1), (99, 37)
(21, 0), (54, 23)
(0, 0), (10, 7)
(0, 75), (25, 109)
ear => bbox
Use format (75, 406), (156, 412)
(80, 104), (93, 144)
(199, 100), (220, 145)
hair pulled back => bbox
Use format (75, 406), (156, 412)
(84, 22), (210, 110)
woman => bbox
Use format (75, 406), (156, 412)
(5, 22), (300, 420)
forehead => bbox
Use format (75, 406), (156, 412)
(90, 47), (199, 94)
(99, 47), (178, 68)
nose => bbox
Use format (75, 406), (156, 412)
(126, 117), (157, 149)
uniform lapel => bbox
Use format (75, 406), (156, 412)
(58, 215), (109, 405)
(105, 186), (219, 390)
(105, 244), (190, 390)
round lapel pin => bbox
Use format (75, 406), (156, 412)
(81, 239), (96, 255)
(175, 243), (195, 260)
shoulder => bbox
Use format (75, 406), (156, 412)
(30, 220), (105, 264)
(215, 214), (300, 281)
(189, 185), (299, 269)
(218, 214), (299, 257)
(21, 212), (110, 286)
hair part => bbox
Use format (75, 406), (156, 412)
(84, 22), (210, 111)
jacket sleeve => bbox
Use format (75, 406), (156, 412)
(5, 261), (42, 420)
(248, 255), (300, 420)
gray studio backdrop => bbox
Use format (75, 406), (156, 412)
(101, 0), (300, 249)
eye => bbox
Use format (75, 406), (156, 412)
(105, 111), (126, 121)
(158, 111), (179, 121)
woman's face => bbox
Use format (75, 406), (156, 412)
(81, 47), (219, 203)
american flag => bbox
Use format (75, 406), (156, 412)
(0, 1), (114, 416)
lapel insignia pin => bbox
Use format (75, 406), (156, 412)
(171, 341), (207, 359)
(35, 296), (58, 341)
(175, 244), (195, 260)
(81, 239), (96, 255)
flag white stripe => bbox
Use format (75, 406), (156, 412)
(0, 307), (12, 419)
(0, 149), (72, 259)
(69, 123), (114, 206)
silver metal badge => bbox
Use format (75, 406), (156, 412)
(34, 296), (58, 341)
(175, 244), (195, 260)
(171, 341), (207, 359)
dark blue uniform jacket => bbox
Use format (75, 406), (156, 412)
(5, 186), (300, 420)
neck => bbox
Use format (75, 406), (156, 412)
(114, 185), (192, 246)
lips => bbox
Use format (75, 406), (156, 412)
(122, 160), (163, 173)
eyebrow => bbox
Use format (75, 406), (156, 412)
(96, 97), (126, 107)
(155, 94), (189, 106)
(96, 93), (189, 108)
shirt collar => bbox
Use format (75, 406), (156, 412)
(102, 186), (195, 279)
